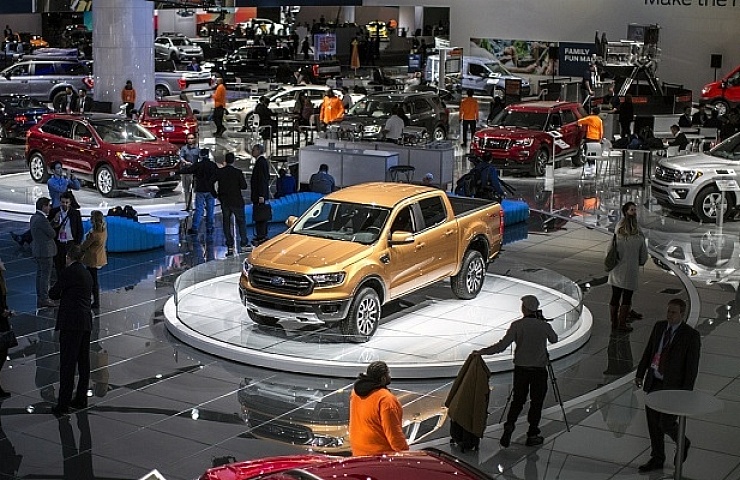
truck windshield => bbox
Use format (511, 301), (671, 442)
(710, 133), (740, 160)
(484, 62), (513, 76)
(496, 110), (548, 130)
(292, 201), (391, 244)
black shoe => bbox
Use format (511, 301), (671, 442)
(525, 435), (544, 446)
(225, 248), (234, 257)
(638, 458), (664, 472)
(51, 405), (70, 417)
(628, 309), (644, 320)
(70, 399), (87, 410)
(90, 303), (100, 309)
(675, 438), (691, 464)
(500, 426), (513, 448)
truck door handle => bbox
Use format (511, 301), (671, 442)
(415, 242), (426, 250)
(444, 229), (456, 236)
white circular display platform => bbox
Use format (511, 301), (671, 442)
(164, 272), (592, 379)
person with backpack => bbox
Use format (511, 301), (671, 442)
(455, 157), (505, 201)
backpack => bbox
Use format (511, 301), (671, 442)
(454, 163), (494, 199)
(454, 172), (477, 197)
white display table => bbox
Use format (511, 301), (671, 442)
(150, 210), (189, 235)
(645, 390), (723, 479)
(298, 145), (399, 188)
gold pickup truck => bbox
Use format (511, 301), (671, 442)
(239, 182), (504, 342)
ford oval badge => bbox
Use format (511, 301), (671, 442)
(270, 276), (286, 286)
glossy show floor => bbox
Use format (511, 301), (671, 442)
(1, 137), (740, 480)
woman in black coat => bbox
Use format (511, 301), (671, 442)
(616, 94), (635, 138)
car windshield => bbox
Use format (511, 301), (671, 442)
(709, 133), (740, 160)
(171, 38), (193, 46)
(145, 105), (190, 119)
(484, 62), (513, 76)
(292, 201), (391, 244)
(349, 97), (400, 118)
(496, 110), (548, 130)
(90, 119), (157, 144)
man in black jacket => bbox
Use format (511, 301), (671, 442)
(212, 152), (250, 256)
(635, 298), (701, 472)
(50, 191), (84, 279)
(49, 245), (93, 416)
(179, 149), (217, 236)
(666, 124), (689, 152)
(250, 144), (271, 246)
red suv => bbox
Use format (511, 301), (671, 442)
(138, 100), (198, 145)
(471, 101), (586, 176)
(26, 113), (180, 196)
(700, 64), (740, 117)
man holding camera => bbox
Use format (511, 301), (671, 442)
(476, 295), (558, 448)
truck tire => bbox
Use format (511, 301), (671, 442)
(451, 250), (486, 299)
(531, 148), (549, 177)
(432, 125), (447, 141)
(713, 99), (729, 117)
(341, 287), (380, 342)
(248, 311), (279, 327)
(693, 185), (733, 222)
(52, 90), (67, 112)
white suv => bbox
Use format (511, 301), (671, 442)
(154, 34), (203, 62)
(652, 132), (740, 222)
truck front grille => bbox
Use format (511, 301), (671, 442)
(483, 138), (510, 150)
(142, 155), (179, 169)
(249, 268), (313, 296)
(654, 165), (681, 183)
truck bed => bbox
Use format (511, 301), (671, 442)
(447, 194), (498, 217)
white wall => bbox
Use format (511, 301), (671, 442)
(364, 0), (740, 95)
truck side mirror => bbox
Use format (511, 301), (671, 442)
(721, 80), (728, 89)
(389, 231), (414, 245)
(285, 215), (298, 228)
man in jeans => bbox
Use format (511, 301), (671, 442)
(30, 197), (57, 308)
(212, 152), (250, 256)
(179, 149), (217, 236)
(476, 295), (558, 448)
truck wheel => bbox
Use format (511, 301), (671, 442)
(693, 185), (733, 222)
(713, 100), (729, 117)
(248, 311), (279, 327)
(95, 165), (117, 197)
(451, 250), (486, 299)
(341, 287), (380, 342)
(29, 152), (49, 183)
(531, 148), (549, 177)
(155, 85), (170, 100)
(432, 126), (446, 141)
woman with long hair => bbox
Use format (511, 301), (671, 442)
(81, 211), (107, 309)
(608, 202), (647, 332)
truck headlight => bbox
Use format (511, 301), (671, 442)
(309, 272), (346, 287)
(512, 138), (534, 147)
(242, 258), (252, 276)
(116, 152), (139, 162)
(678, 170), (702, 183)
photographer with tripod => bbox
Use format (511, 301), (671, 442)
(475, 295), (558, 448)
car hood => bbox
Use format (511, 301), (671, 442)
(489, 74), (530, 87)
(251, 234), (369, 271)
(477, 125), (542, 138)
(227, 97), (260, 111)
(659, 152), (734, 171)
(112, 141), (179, 155)
(701, 80), (722, 96)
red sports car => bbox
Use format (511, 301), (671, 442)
(138, 100), (198, 145)
(199, 449), (491, 480)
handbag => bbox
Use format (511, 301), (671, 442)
(604, 234), (620, 272)
(253, 202), (272, 222)
(0, 328), (18, 350)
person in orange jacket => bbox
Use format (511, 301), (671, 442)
(349, 361), (409, 456)
(459, 89), (479, 148)
(212, 77), (227, 137)
(121, 80), (136, 118)
(319, 89), (344, 130)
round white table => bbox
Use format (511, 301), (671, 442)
(149, 210), (189, 235)
(645, 390), (723, 479)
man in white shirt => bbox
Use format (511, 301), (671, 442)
(382, 107), (406, 143)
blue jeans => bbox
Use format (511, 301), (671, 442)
(35, 256), (53, 302)
(193, 192), (215, 233)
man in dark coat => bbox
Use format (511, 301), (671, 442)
(250, 144), (271, 246)
(49, 191), (84, 279)
(212, 152), (250, 255)
(49, 244), (93, 416)
(635, 298), (701, 472)
(179, 149), (217, 236)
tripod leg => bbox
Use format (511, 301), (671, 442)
(547, 361), (570, 432)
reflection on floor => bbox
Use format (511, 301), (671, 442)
(0, 140), (739, 480)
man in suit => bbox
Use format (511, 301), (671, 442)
(250, 143), (270, 246)
(50, 191), (84, 279)
(635, 298), (701, 472)
(665, 124), (689, 151)
(76, 89), (92, 113)
(49, 244), (93, 416)
(30, 197), (58, 307)
(212, 152), (250, 256)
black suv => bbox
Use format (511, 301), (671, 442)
(343, 91), (450, 141)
